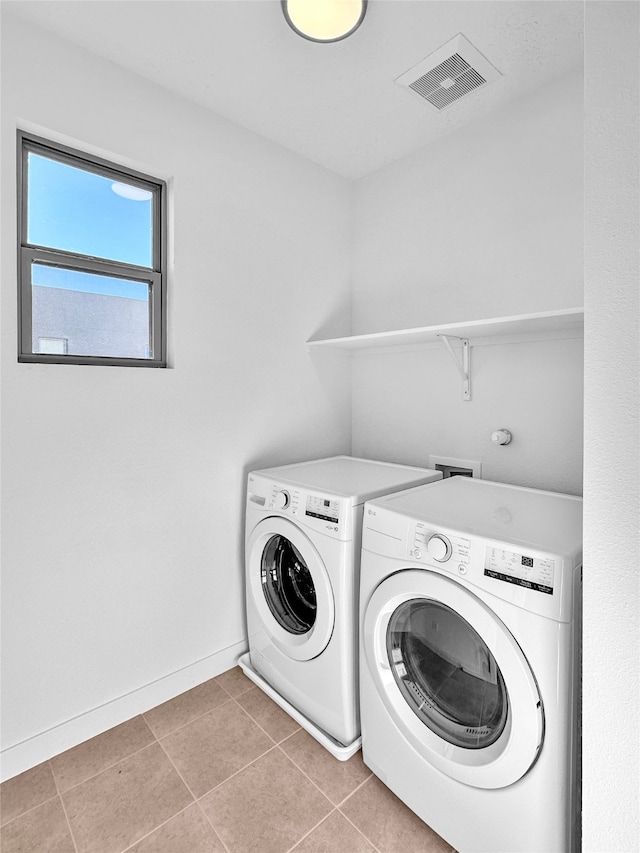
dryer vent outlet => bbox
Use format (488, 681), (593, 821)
(396, 33), (501, 110)
(436, 464), (473, 479)
(428, 455), (482, 479)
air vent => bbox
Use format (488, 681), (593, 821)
(396, 33), (501, 111)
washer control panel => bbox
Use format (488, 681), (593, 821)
(305, 494), (340, 524)
(250, 475), (348, 538)
(410, 522), (471, 570)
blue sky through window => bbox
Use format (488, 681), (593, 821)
(28, 153), (153, 299)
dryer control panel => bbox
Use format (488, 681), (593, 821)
(403, 520), (568, 620)
(410, 522), (471, 567)
(483, 547), (555, 596)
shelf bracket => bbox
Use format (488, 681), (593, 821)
(437, 335), (471, 401)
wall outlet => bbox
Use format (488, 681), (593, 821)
(428, 455), (482, 479)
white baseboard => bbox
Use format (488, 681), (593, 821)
(0, 639), (248, 783)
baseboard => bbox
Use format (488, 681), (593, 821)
(0, 639), (248, 782)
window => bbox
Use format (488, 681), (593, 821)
(18, 132), (166, 367)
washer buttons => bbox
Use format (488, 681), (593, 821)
(458, 564), (467, 575)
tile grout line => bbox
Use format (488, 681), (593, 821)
(265, 725), (382, 849)
(143, 695), (236, 741)
(337, 803), (384, 853)
(0, 787), (83, 853)
(194, 801), (233, 853)
(278, 768), (381, 853)
(154, 737), (199, 802)
(336, 776), (385, 853)
(229, 695), (283, 746)
(116, 802), (193, 853)
(55, 737), (192, 853)
(48, 758), (81, 852)
(49, 736), (162, 798)
(56, 795), (82, 853)
(148, 738), (236, 853)
(334, 771), (374, 808)
(152, 695), (284, 805)
(0, 792), (60, 831)
(140, 673), (258, 743)
(283, 806), (340, 853)
(156, 717), (282, 847)
(275, 732), (373, 811)
(230, 694), (302, 748)
(273, 741), (339, 807)
(191, 742), (281, 802)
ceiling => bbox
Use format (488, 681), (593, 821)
(5, 0), (584, 179)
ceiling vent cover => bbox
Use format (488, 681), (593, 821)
(396, 33), (501, 111)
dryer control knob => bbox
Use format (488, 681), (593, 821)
(275, 490), (290, 509)
(427, 534), (452, 562)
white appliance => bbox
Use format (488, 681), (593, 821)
(359, 477), (582, 852)
(240, 456), (442, 759)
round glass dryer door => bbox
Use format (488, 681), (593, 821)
(386, 600), (508, 749)
(261, 534), (316, 634)
(363, 570), (543, 789)
(247, 517), (335, 661)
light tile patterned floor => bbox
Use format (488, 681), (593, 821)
(0, 666), (455, 853)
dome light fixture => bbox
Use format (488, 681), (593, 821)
(282, 0), (367, 43)
(111, 182), (153, 202)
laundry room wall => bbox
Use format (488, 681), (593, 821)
(583, 4), (639, 850)
(349, 70), (584, 494)
(0, 13), (352, 779)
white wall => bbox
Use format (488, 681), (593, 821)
(350, 71), (584, 494)
(0, 14), (352, 779)
(583, 4), (640, 851)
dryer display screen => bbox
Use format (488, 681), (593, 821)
(484, 547), (555, 595)
(305, 495), (339, 524)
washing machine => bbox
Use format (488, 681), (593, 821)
(359, 476), (582, 852)
(240, 456), (442, 759)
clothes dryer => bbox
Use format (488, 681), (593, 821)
(240, 456), (441, 759)
(359, 477), (582, 852)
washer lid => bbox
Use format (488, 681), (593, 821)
(253, 456), (440, 503)
(369, 476), (582, 562)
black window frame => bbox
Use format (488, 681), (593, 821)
(17, 131), (167, 368)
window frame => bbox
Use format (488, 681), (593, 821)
(17, 131), (167, 368)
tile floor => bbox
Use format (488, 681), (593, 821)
(0, 666), (455, 853)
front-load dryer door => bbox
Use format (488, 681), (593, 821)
(247, 517), (335, 662)
(363, 570), (543, 789)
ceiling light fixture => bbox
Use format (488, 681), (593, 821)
(111, 182), (153, 202)
(282, 0), (367, 43)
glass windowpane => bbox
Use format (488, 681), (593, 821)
(27, 152), (153, 268)
(31, 264), (151, 359)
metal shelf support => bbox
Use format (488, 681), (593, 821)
(437, 334), (471, 401)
